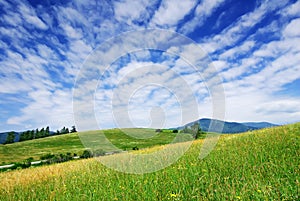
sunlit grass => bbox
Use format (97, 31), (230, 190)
(0, 128), (193, 164)
(0, 123), (299, 200)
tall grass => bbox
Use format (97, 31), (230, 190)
(0, 123), (299, 200)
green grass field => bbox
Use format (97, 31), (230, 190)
(0, 128), (193, 164)
(0, 123), (299, 200)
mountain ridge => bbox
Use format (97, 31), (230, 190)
(0, 119), (279, 144)
(179, 118), (278, 133)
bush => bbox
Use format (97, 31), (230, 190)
(132, 146), (139, 150)
(172, 129), (178, 133)
(81, 150), (93, 159)
(93, 149), (106, 157)
(40, 153), (55, 160)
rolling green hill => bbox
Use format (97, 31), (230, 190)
(0, 128), (193, 164)
(0, 123), (299, 200)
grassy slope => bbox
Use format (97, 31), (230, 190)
(0, 123), (299, 200)
(0, 133), (84, 164)
(0, 128), (193, 164)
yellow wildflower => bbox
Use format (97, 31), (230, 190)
(170, 193), (178, 197)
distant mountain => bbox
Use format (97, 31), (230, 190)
(180, 118), (278, 134)
(0, 132), (8, 144)
(241, 122), (278, 129)
(0, 132), (20, 144)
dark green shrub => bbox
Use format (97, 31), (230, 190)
(81, 150), (93, 158)
(93, 149), (106, 157)
(40, 153), (55, 160)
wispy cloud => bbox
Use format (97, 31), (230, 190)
(150, 0), (196, 28)
(179, 0), (226, 34)
(0, 0), (299, 132)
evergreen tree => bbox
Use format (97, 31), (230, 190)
(45, 126), (50, 137)
(5, 131), (15, 144)
(19, 131), (27, 142)
(70, 126), (77, 133)
(60, 127), (66, 134)
(29, 130), (34, 140)
(35, 128), (39, 139)
(40, 127), (45, 138)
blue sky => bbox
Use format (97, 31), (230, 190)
(0, 0), (300, 132)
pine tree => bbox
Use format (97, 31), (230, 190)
(34, 128), (39, 139)
(19, 131), (26, 142)
(4, 131), (15, 144)
(70, 126), (77, 133)
(45, 126), (50, 137)
(29, 130), (34, 140)
(40, 127), (45, 138)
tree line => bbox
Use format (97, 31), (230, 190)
(3, 126), (77, 144)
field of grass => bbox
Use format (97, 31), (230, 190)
(0, 123), (299, 200)
(0, 128), (193, 164)
(0, 133), (84, 164)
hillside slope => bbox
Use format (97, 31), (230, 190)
(0, 128), (193, 164)
(1, 123), (299, 200)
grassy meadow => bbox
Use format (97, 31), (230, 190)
(0, 123), (299, 200)
(0, 128), (193, 164)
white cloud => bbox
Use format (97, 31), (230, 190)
(180, 0), (226, 34)
(18, 3), (48, 30)
(55, 6), (88, 26)
(7, 89), (74, 130)
(150, 0), (196, 28)
(220, 57), (260, 81)
(219, 40), (256, 60)
(282, 0), (300, 18)
(25, 15), (48, 30)
(114, 0), (154, 26)
(200, 1), (290, 54)
(283, 18), (300, 38)
(262, 101), (300, 114)
(1, 0), (299, 132)
(37, 44), (57, 59)
(223, 91), (300, 124)
(90, 50), (218, 129)
(1, 12), (22, 27)
(62, 24), (83, 39)
(0, 0), (11, 8)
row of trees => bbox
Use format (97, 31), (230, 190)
(3, 126), (77, 144)
(19, 126), (51, 141)
(56, 126), (77, 135)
